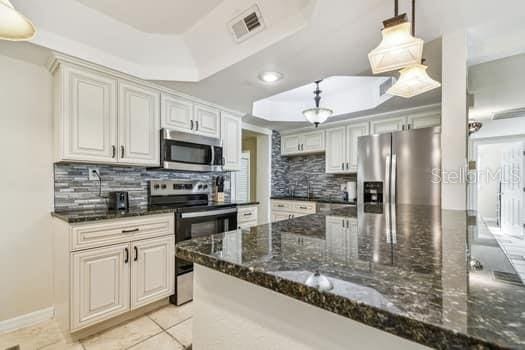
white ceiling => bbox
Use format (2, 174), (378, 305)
(75, 0), (224, 34)
(252, 76), (393, 122)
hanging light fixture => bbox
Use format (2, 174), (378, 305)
(387, 0), (441, 98)
(302, 80), (333, 128)
(368, 0), (423, 74)
(0, 0), (36, 41)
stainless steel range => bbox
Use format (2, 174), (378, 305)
(149, 179), (237, 305)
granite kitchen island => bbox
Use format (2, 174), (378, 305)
(176, 205), (525, 350)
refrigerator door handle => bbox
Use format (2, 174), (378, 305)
(391, 153), (397, 206)
(385, 154), (391, 206)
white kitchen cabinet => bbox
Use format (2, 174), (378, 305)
(71, 243), (130, 331)
(238, 205), (258, 229)
(347, 122), (369, 171)
(325, 127), (347, 173)
(271, 212), (293, 223)
(221, 112), (242, 171)
(194, 104), (220, 138)
(131, 236), (174, 309)
(161, 93), (194, 133)
(281, 130), (325, 156)
(407, 114), (441, 129)
(271, 200), (317, 222)
(325, 122), (369, 174)
(325, 216), (358, 263)
(118, 81), (160, 166)
(282, 134), (301, 155)
(56, 65), (118, 163)
(370, 117), (405, 135)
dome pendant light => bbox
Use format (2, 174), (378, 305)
(0, 0), (36, 41)
(302, 80), (333, 128)
(368, 0), (423, 74)
(387, 0), (441, 98)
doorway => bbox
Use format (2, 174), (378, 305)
(471, 139), (525, 238)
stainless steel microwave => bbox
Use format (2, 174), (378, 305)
(160, 129), (224, 172)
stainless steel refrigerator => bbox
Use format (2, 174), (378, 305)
(357, 126), (441, 212)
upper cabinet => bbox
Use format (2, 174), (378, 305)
(325, 122), (369, 174)
(281, 130), (325, 156)
(221, 112), (242, 171)
(371, 114), (440, 134)
(53, 63), (160, 166)
(194, 104), (220, 138)
(161, 93), (220, 139)
(161, 94), (194, 133)
(118, 81), (160, 166)
(55, 65), (118, 164)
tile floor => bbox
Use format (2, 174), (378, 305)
(487, 222), (525, 282)
(0, 303), (193, 350)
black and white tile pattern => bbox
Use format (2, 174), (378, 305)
(54, 163), (231, 211)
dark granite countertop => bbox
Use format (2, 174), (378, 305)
(176, 205), (525, 349)
(271, 195), (356, 205)
(52, 201), (259, 223)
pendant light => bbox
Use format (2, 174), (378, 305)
(0, 0), (36, 41)
(368, 0), (423, 74)
(302, 80), (333, 128)
(387, 0), (441, 98)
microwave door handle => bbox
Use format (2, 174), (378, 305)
(211, 145), (215, 166)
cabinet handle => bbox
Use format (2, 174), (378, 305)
(195, 121), (199, 131)
(122, 228), (139, 234)
(134, 246), (138, 261)
(243, 212), (253, 216)
(341, 163), (345, 170)
(407, 124), (411, 130)
(342, 220), (345, 227)
(112, 145), (116, 158)
(278, 204), (285, 208)
(120, 145), (125, 158)
(346, 163), (349, 170)
(299, 206), (308, 209)
(190, 120), (194, 130)
(301, 144), (304, 151)
(124, 248), (129, 264)
(298, 144), (300, 151)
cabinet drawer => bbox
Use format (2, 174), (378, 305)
(71, 215), (174, 251)
(239, 221), (258, 230)
(271, 200), (293, 211)
(292, 202), (316, 214)
(238, 206), (258, 223)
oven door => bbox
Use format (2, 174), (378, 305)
(161, 129), (223, 172)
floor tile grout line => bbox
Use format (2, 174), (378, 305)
(146, 313), (192, 331)
(121, 328), (165, 350)
(163, 328), (186, 348)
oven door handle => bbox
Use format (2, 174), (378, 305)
(211, 145), (215, 167)
(180, 208), (237, 219)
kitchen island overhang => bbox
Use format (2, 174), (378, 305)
(177, 206), (525, 349)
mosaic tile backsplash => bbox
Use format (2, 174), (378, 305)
(271, 131), (356, 200)
(54, 163), (231, 211)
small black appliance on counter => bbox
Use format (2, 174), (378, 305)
(108, 191), (129, 211)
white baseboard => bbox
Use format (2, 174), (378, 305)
(0, 307), (55, 334)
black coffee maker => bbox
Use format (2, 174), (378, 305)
(109, 191), (129, 211)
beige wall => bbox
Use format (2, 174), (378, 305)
(242, 136), (257, 202)
(0, 53), (54, 321)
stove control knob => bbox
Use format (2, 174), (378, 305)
(203, 184), (208, 190)
(154, 184), (160, 190)
(161, 184), (167, 189)
(197, 184), (203, 190)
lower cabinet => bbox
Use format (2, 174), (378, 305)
(54, 214), (175, 333)
(271, 200), (317, 222)
(237, 205), (258, 229)
(71, 243), (130, 331)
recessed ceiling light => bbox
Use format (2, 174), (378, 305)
(258, 71), (283, 83)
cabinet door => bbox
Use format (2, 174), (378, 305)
(61, 66), (118, 163)
(161, 93), (194, 132)
(221, 112), (242, 171)
(325, 127), (347, 173)
(301, 131), (325, 153)
(131, 236), (174, 309)
(347, 122), (370, 172)
(281, 134), (300, 155)
(194, 104), (220, 138)
(325, 216), (347, 262)
(407, 114), (441, 129)
(370, 117), (405, 134)
(71, 243), (130, 331)
(118, 81), (160, 166)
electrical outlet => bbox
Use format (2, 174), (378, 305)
(88, 168), (100, 181)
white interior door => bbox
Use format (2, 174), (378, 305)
(236, 152), (250, 202)
(501, 142), (525, 237)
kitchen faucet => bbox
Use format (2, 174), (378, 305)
(296, 175), (311, 200)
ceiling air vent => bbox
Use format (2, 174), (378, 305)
(493, 107), (525, 120)
(228, 5), (265, 43)
(379, 77), (395, 96)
